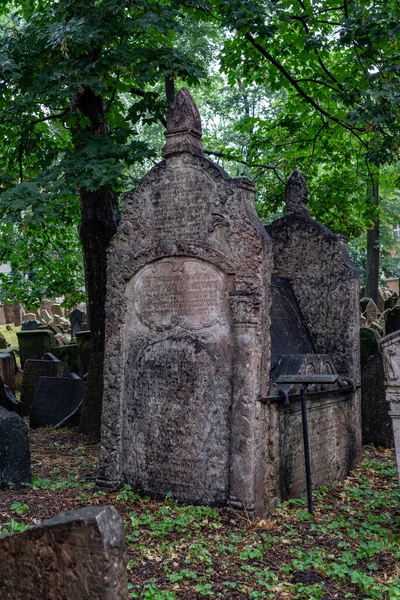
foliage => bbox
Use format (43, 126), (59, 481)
(1, 428), (400, 600)
(0, 0), (211, 304)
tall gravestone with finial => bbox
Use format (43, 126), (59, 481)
(266, 170), (362, 494)
(98, 89), (273, 516)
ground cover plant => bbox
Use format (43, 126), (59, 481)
(0, 428), (399, 599)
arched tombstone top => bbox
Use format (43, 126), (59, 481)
(284, 169), (310, 218)
(162, 87), (203, 158)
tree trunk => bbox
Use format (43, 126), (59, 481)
(365, 174), (380, 305)
(70, 85), (121, 435)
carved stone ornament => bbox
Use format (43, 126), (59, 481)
(284, 170), (310, 218)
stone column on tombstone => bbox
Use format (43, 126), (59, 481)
(381, 330), (400, 484)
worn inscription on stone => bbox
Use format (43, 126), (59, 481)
(150, 170), (213, 236)
(132, 257), (229, 330)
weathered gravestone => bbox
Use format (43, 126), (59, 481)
(3, 304), (14, 324)
(21, 319), (42, 331)
(0, 406), (31, 488)
(30, 373), (84, 429)
(79, 351), (104, 436)
(0, 332), (7, 349)
(70, 308), (86, 338)
(76, 329), (92, 375)
(265, 170), (361, 502)
(0, 378), (21, 413)
(0, 505), (127, 600)
(360, 328), (393, 447)
(381, 331), (400, 484)
(386, 306), (400, 335)
(20, 356), (64, 416)
(17, 328), (55, 367)
(0, 353), (16, 394)
(98, 88), (272, 516)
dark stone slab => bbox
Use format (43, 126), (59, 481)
(76, 330), (92, 376)
(0, 505), (127, 600)
(50, 344), (80, 375)
(0, 332), (7, 349)
(30, 374), (84, 429)
(386, 306), (400, 335)
(21, 319), (44, 331)
(0, 377), (21, 414)
(79, 351), (104, 435)
(361, 352), (393, 447)
(16, 329), (55, 368)
(20, 358), (64, 417)
(0, 405), (31, 488)
(270, 275), (315, 361)
(69, 308), (86, 338)
(360, 327), (382, 369)
(0, 353), (16, 394)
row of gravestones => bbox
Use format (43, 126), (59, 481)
(361, 295), (400, 337)
(0, 353), (84, 490)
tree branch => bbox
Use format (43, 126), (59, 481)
(244, 32), (367, 145)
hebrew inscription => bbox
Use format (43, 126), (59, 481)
(132, 258), (229, 330)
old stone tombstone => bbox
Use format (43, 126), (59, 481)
(98, 88), (272, 516)
(0, 378), (21, 414)
(51, 303), (64, 317)
(79, 351), (104, 435)
(386, 306), (400, 336)
(30, 373), (84, 429)
(381, 331), (400, 483)
(16, 328), (55, 367)
(21, 319), (42, 331)
(3, 304), (14, 324)
(365, 299), (379, 327)
(0, 505), (127, 600)
(0, 332), (7, 349)
(70, 308), (86, 338)
(76, 329), (92, 375)
(360, 328), (393, 448)
(20, 357), (64, 416)
(265, 170), (361, 502)
(0, 405), (31, 488)
(0, 353), (16, 394)
(0, 304), (5, 325)
(50, 344), (80, 375)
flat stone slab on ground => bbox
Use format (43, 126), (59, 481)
(0, 506), (127, 600)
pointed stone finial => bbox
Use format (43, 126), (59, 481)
(162, 88), (203, 158)
(285, 170), (310, 218)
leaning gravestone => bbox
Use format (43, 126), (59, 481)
(381, 330), (400, 483)
(0, 405), (31, 488)
(16, 328), (55, 367)
(30, 373), (84, 429)
(98, 88), (272, 516)
(20, 356), (64, 416)
(0, 378), (21, 414)
(0, 506), (127, 600)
